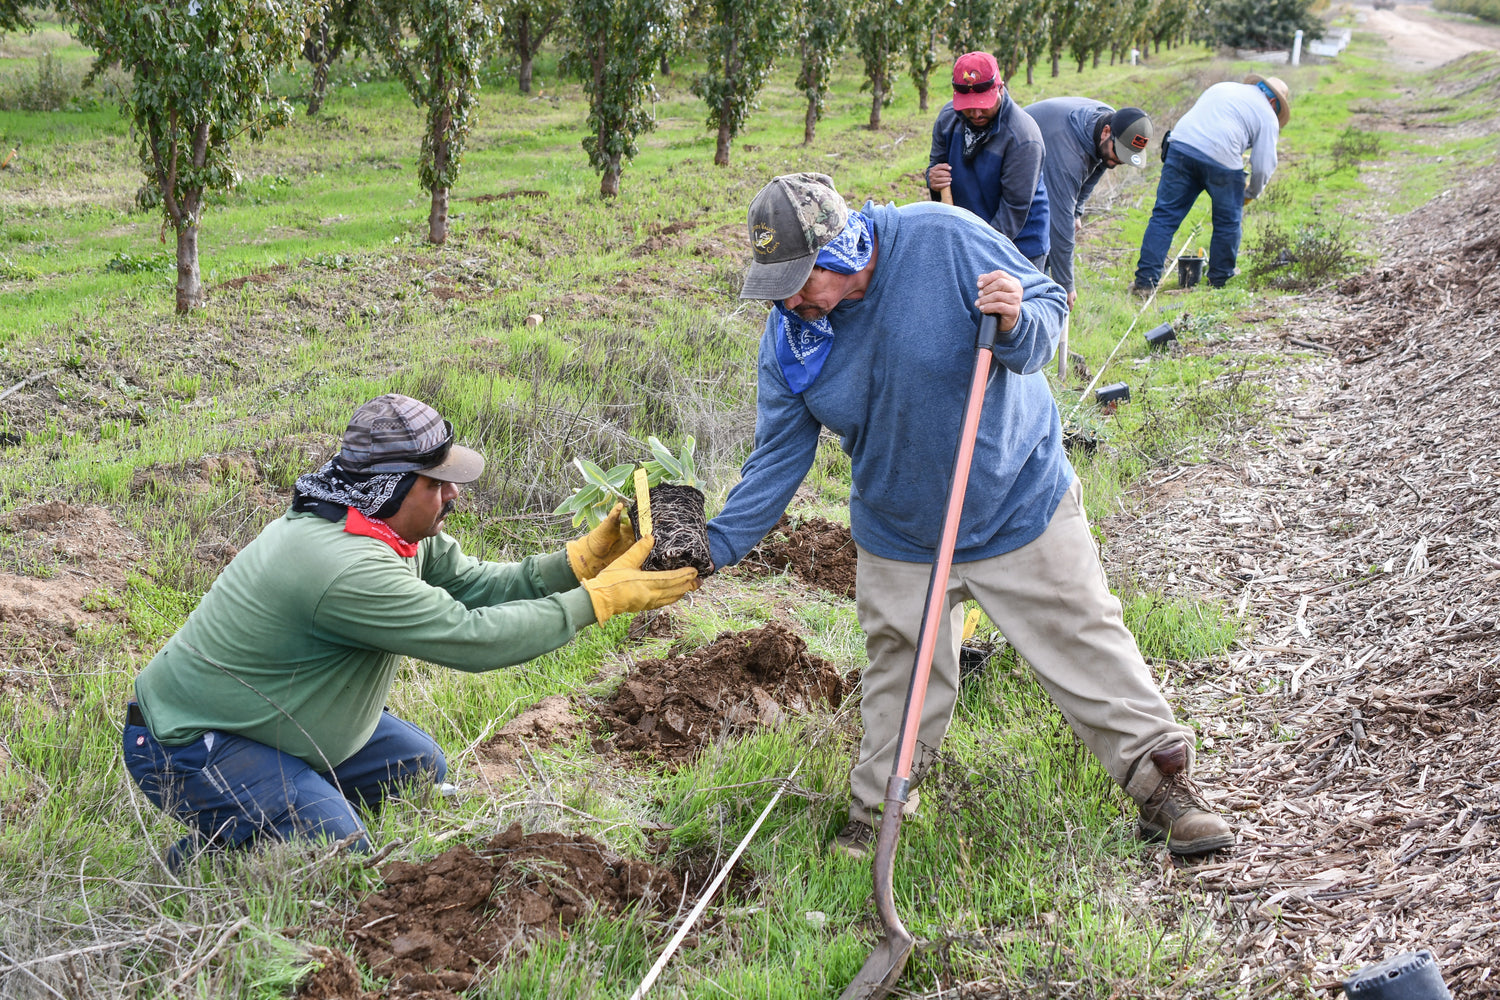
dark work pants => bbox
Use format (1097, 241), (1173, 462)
(123, 707), (446, 855)
(1134, 144), (1247, 288)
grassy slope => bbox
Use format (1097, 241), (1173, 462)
(2, 16), (1495, 999)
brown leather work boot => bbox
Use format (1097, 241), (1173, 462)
(1136, 743), (1234, 855)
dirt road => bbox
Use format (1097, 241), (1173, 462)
(1358, 1), (1500, 69)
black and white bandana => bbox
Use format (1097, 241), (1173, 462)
(292, 460), (412, 519)
(961, 118), (995, 163)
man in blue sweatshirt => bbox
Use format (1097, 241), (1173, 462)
(711, 172), (1234, 859)
(926, 51), (1050, 269)
(1132, 74), (1290, 292)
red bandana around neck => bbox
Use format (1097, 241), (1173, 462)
(344, 507), (420, 557)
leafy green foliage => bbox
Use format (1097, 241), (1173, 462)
(944, 0), (1001, 58)
(1435, 0), (1500, 21)
(0, 0), (30, 33)
(691, 0), (790, 165)
(365, 0), (494, 244)
(566, 0), (681, 196)
(553, 436), (703, 527)
(1244, 220), (1364, 290)
(67, 0), (308, 312)
(1204, 0), (1323, 49)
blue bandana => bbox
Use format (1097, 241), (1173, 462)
(772, 211), (873, 393)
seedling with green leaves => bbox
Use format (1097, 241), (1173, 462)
(554, 437), (711, 573)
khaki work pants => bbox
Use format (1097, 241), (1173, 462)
(849, 479), (1193, 825)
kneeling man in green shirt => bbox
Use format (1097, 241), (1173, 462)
(124, 393), (699, 869)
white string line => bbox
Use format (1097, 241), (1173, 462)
(627, 757), (804, 1000)
(1069, 220), (1204, 421)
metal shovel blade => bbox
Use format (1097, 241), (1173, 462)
(838, 926), (916, 1000)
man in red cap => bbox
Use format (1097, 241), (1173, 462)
(926, 51), (1050, 269)
(124, 394), (699, 870)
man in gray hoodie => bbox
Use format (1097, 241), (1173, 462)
(1026, 98), (1153, 307)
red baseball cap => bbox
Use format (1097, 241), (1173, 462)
(952, 52), (1000, 112)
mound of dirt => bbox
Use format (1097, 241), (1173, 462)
(593, 621), (849, 765)
(740, 514), (858, 599)
(338, 824), (680, 999)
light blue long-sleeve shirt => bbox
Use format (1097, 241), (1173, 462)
(707, 200), (1073, 569)
(1167, 81), (1280, 199)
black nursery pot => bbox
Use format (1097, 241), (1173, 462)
(633, 484), (712, 575)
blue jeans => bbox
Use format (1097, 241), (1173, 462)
(1134, 144), (1246, 288)
(123, 708), (446, 854)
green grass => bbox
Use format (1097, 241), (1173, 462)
(2, 16), (1496, 999)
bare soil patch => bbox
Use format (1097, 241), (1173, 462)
(0, 501), (144, 691)
(738, 513), (859, 599)
(313, 824), (683, 1000)
(1359, 2), (1500, 70)
(1104, 163), (1500, 992)
(592, 620), (850, 766)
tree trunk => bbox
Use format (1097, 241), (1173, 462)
(869, 79), (883, 130)
(917, 78), (928, 112)
(714, 112), (732, 166)
(308, 59), (330, 115)
(1026, 55), (1035, 86)
(429, 186), (449, 245)
(174, 217), (203, 314)
(804, 91), (818, 144)
(1093, 49), (1100, 68)
(1051, 50), (1060, 77)
(517, 15), (534, 94)
(660, 54), (670, 75)
(601, 154), (621, 197)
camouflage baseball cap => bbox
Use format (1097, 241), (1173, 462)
(338, 393), (484, 483)
(740, 172), (850, 301)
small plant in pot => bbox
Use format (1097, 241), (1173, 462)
(553, 437), (712, 575)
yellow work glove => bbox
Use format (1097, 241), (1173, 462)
(566, 502), (636, 581)
(581, 536), (699, 624)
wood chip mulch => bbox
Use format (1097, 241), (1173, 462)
(1101, 171), (1500, 995)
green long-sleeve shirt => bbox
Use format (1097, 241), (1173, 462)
(134, 510), (597, 769)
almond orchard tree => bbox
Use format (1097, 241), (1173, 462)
(898, 0), (945, 111)
(569, 0), (681, 196)
(495, 0), (565, 94)
(854, 0), (901, 130)
(69, 0), (307, 313)
(692, 0), (790, 166)
(794, 0), (858, 144)
(366, 0), (494, 244)
(302, 0), (362, 114)
(945, 0), (1000, 60)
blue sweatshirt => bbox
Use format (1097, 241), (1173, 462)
(927, 95), (1051, 260)
(708, 200), (1073, 569)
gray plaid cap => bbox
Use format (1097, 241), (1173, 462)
(739, 172), (850, 300)
(338, 393), (484, 483)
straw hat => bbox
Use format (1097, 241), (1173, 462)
(1244, 73), (1291, 128)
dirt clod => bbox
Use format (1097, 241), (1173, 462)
(346, 825), (680, 997)
(593, 620), (848, 765)
(741, 514), (858, 598)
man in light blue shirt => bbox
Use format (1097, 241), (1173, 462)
(1131, 74), (1289, 291)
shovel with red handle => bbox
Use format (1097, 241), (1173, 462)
(838, 310), (1001, 1000)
